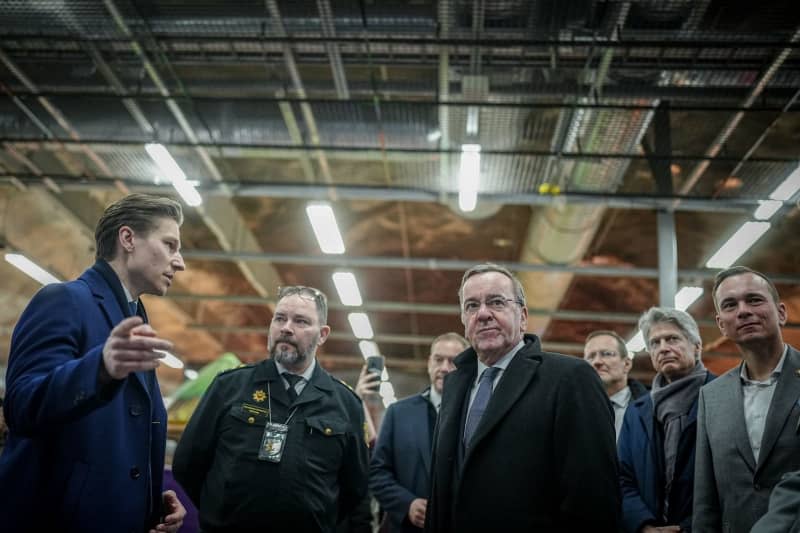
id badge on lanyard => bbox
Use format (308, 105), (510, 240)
(258, 381), (297, 463)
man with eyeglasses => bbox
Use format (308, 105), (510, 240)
(618, 307), (714, 533)
(173, 285), (369, 533)
(694, 266), (800, 533)
(425, 263), (620, 532)
(584, 330), (648, 441)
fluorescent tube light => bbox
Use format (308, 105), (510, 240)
(705, 221), (771, 268)
(306, 203), (345, 254)
(674, 286), (703, 311)
(769, 166), (800, 201)
(145, 143), (202, 207)
(754, 200), (782, 221)
(5, 253), (60, 285)
(358, 340), (380, 359)
(155, 350), (184, 369)
(348, 312), (374, 339)
(458, 144), (481, 212)
(626, 331), (646, 353)
(332, 272), (362, 306)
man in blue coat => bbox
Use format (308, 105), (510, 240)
(0, 194), (188, 533)
(618, 307), (714, 533)
(370, 332), (468, 532)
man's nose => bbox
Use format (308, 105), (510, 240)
(736, 300), (753, 316)
(443, 360), (456, 373)
(173, 252), (186, 271)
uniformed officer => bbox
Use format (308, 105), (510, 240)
(173, 285), (369, 533)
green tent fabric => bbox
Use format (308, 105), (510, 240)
(171, 352), (242, 401)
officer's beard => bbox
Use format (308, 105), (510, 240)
(270, 333), (319, 371)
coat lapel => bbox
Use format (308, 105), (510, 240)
(417, 396), (433, 476)
(724, 369), (757, 473)
(463, 348), (541, 465)
(86, 268), (151, 399)
(756, 347), (800, 475)
(290, 362), (334, 410)
(436, 353), (475, 463)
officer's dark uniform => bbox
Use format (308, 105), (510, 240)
(173, 358), (368, 533)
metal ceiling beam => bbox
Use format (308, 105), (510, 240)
(317, 0), (350, 99)
(8, 90), (800, 113)
(9, 33), (800, 49)
(4, 137), (797, 164)
(0, 175), (774, 214)
(174, 249), (800, 285)
(164, 291), (800, 329)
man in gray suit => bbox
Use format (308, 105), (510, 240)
(694, 266), (800, 533)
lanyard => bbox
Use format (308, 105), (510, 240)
(267, 381), (298, 425)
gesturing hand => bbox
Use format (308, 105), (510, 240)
(102, 317), (173, 380)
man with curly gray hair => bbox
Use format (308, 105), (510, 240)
(618, 307), (715, 533)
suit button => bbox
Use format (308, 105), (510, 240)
(754, 483), (762, 491)
(130, 467), (141, 480)
(129, 405), (143, 416)
(247, 417), (255, 424)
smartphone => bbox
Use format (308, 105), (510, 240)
(365, 355), (385, 391)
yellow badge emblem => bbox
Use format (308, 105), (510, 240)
(252, 389), (267, 402)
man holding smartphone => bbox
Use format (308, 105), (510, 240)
(370, 332), (468, 532)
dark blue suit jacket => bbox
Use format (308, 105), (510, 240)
(0, 262), (167, 533)
(370, 391), (433, 533)
(618, 372), (715, 533)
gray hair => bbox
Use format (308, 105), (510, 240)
(458, 263), (526, 306)
(277, 285), (328, 325)
(430, 332), (469, 353)
(638, 307), (702, 352)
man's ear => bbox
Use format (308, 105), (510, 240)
(318, 325), (331, 345)
(118, 225), (135, 254)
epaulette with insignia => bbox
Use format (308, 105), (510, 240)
(335, 378), (361, 400)
(217, 363), (254, 376)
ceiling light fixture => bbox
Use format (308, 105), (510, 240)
(674, 286), (703, 311)
(705, 221), (771, 269)
(5, 253), (60, 285)
(625, 331), (646, 354)
(332, 272), (363, 306)
(144, 143), (202, 207)
(458, 144), (481, 212)
(358, 340), (380, 359)
(769, 165), (800, 201)
(306, 203), (345, 254)
(753, 199), (783, 221)
(348, 312), (374, 339)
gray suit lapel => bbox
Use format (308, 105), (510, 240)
(726, 369), (758, 473)
(757, 347), (800, 474)
(464, 350), (541, 464)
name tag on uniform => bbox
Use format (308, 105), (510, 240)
(258, 422), (289, 462)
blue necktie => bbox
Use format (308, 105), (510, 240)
(128, 301), (138, 317)
(463, 366), (501, 446)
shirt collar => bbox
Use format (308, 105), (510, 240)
(275, 357), (316, 383)
(609, 385), (632, 409)
(740, 344), (788, 385)
(428, 386), (443, 411)
(120, 281), (135, 304)
(475, 339), (525, 384)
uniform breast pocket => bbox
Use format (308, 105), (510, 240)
(304, 416), (348, 470)
(224, 404), (271, 459)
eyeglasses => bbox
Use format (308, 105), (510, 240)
(462, 296), (522, 315)
(278, 285), (326, 306)
(584, 350), (619, 361)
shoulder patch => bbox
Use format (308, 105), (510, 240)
(335, 378), (362, 401)
(217, 363), (254, 377)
